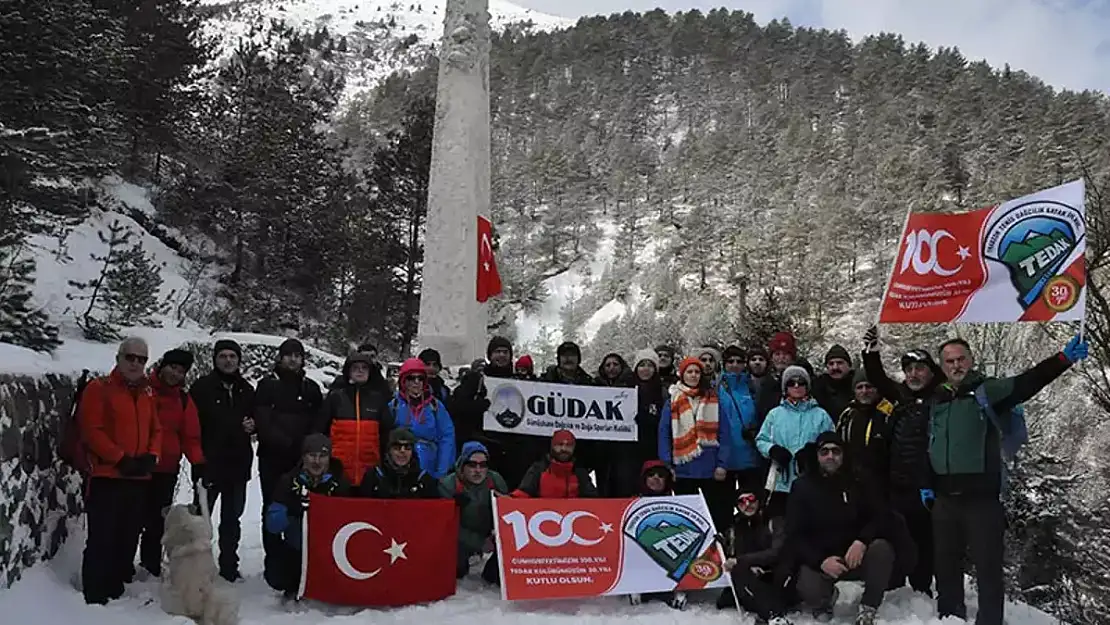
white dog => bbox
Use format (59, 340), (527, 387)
(160, 483), (240, 625)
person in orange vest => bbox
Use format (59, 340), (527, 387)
(78, 337), (162, 605)
(126, 348), (206, 579)
(317, 351), (393, 485)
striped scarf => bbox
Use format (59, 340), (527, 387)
(670, 383), (720, 464)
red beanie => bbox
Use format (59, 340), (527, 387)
(551, 429), (576, 447)
(515, 354), (534, 370)
(677, 356), (703, 377)
(768, 332), (797, 357)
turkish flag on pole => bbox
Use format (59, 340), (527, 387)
(300, 495), (458, 606)
(477, 215), (502, 302)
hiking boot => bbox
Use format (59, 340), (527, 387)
(668, 591), (688, 610)
(855, 605), (877, 625)
(219, 568), (242, 583)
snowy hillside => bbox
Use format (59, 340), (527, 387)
(200, 0), (571, 105)
(0, 469), (1064, 625)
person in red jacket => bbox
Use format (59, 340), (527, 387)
(126, 348), (206, 579)
(79, 337), (163, 605)
(512, 430), (598, 498)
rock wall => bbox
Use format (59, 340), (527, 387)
(0, 374), (84, 588)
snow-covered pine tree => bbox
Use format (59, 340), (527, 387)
(0, 240), (61, 353)
(66, 220), (132, 341)
(103, 240), (168, 329)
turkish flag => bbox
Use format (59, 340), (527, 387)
(300, 495), (458, 606)
(477, 215), (502, 302)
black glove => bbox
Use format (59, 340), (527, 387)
(135, 453), (157, 475)
(115, 455), (144, 477)
(863, 325), (879, 352)
(742, 427), (759, 442)
(453, 493), (470, 507)
(769, 445), (793, 466)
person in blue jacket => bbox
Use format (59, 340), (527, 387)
(659, 356), (733, 533)
(718, 345), (766, 495)
(387, 358), (456, 479)
(756, 365), (834, 519)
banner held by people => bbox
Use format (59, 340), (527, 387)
(482, 377), (638, 442)
(879, 179), (1086, 324)
(492, 494), (732, 601)
(300, 495), (458, 606)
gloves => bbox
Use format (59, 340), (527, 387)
(135, 453), (157, 474)
(920, 488), (936, 508)
(863, 325), (880, 352)
(768, 445), (793, 467)
(264, 503), (290, 534)
(453, 492), (470, 507)
(116, 455), (144, 477)
(742, 427), (759, 442)
(1063, 335), (1089, 363)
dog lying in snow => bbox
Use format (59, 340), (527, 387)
(160, 483), (240, 625)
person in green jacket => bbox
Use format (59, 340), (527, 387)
(438, 440), (508, 584)
(915, 331), (1088, 625)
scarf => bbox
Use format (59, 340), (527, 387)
(669, 383), (720, 464)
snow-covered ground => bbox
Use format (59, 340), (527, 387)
(0, 467), (1060, 625)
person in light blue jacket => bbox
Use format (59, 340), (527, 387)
(756, 365), (833, 518)
(718, 345), (766, 494)
(387, 358), (456, 479)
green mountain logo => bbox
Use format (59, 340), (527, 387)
(999, 228), (1074, 299)
(636, 521), (703, 580)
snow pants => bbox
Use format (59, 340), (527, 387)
(718, 566), (795, 620)
(202, 477), (248, 577)
(259, 459), (292, 591)
(796, 538), (896, 610)
(127, 471), (177, 577)
(83, 477), (146, 604)
(933, 493), (1005, 625)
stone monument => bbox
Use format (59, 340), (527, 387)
(416, 0), (492, 366)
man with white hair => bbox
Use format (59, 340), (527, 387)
(79, 337), (163, 604)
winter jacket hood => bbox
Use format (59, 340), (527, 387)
(595, 352), (635, 386)
(639, 459), (674, 495)
(387, 390), (456, 479)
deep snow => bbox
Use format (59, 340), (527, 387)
(0, 467), (1062, 625)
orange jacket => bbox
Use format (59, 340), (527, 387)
(149, 372), (205, 473)
(79, 368), (162, 479)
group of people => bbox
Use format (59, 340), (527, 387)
(73, 327), (1089, 625)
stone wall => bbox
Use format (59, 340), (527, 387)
(0, 374), (84, 588)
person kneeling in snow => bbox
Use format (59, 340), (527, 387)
(628, 461), (688, 611)
(788, 432), (895, 625)
(264, 434), (350, 601)
(512, 429), (598, 498)
(717, 489), (794, 625)
(439, 441), (508, 583)
(359, 427), (441, 498)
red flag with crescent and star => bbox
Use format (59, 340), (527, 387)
(300, 495), (458, 606)
(477, 215), (503, 302)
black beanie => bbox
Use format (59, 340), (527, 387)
(213, 339), (242, 360)
(418, 348), (442, 366)
(900, 349), (938, 372)
(557, 341), (581, 361)
(160, 348), (194, 371)
(722, 345), (746, 361)
(825, 344), (851, 365)
(486, 336), (512, 359)
(279, 338), (306, 358)
(747, 345), (769, 360)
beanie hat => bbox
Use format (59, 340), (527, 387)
(781, 365), (811, 393)
(697, 346), (722, 364)
(388, 427), (417, 447)
(677, 356), (704, 379)
(417, 348), (442, 367)
(556, 341), (582, 361)
(278, 338), (305, 358)
(825, 344), (852, 365)
(900, 349), (937, 372)
(633, 348), (660, 369)
(302, 433), (332, 455)
(487, 336), (512, 359)
(747, 345), (769, 361)
(551, 429), (576, 447)
(160, 348), (194, 371)
(768, 332), (797, 357)
(853, 368), (870, 386)
(357, 342), (377, 354)
(722, 345), (746, 362)
(655, 345), (675, 356)
(515, 355), (534, 370)
(213, 339), (242, 360)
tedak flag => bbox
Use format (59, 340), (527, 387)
(300, 495), (458, 606)
(477, 215), (503, 302)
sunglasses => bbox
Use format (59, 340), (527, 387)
(726, 358), (745, 364)
(463, 460), (489, 469)
(785, 379), (808, 388)
(406, 375), (426, 383)
(391, 442), (414, 450)
(737, 494), (758, 506)
(818, 446), (843, 457)
(123, 353), (149, 364)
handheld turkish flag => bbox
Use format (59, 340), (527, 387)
(300, 495), (458, 606)
(477, 215), (503, 302)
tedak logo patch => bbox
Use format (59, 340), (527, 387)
(623, 501), (718, 583)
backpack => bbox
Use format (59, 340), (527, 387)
(973, 385), (1028, 489)
(60, 369), (97, 475)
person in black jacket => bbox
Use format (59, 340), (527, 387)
(655, 344), (678, 391)
(788, 432), (895, 625)
(592, 352), (637, 497)
(632, 349), (666, 473)
(359, 428), (441, 499)
(316, 352), (393, 487)
(812, 345), (856, 422)
(717, 490), (793, 625)
(418, 348), (451, 405)
(253, 338), (324, 590)
(861, 328), (943, 596)
(189, 339), (255, 581)
(834, 368), (893, 487)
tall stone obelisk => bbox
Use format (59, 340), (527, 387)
(416, 0), (491, 365)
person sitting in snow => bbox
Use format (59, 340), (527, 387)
(359, 427), (441, 499)
(438, 441), (507, 583)
(264, 434), (350, 601)
(628, 461), (688, 611)
(717, 489), (794, 625)
(512, 429), (598, 498)
(387, 358), (456, 479)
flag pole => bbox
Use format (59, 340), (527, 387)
(875, 201), (916, 327)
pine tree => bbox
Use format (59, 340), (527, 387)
(0, 239), (61, 352)
(66, 220), (134, 341)
(103, 240), (168, 328)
